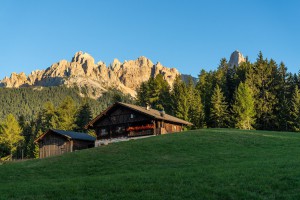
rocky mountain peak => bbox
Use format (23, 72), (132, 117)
(2, 72), (28, 88)
(71, 51), (95, 66)
(0, 52), (181, 98)
(228, 50), (246, 68)
(110, 58), (121, 69)
(136, 56), (153, 67)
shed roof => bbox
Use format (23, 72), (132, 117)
(86, 102), (192, 128)
(35, 129), (96, 142)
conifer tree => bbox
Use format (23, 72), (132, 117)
(172, 75), (189, 121)
(289, 86), (300, 131)
(25, 122), (38, 158)
(137, 82), (149, 106)
(196, 70), (214, 126)
(0, 114), (24, 159)
(210, 85), (229, 127)
(274, 62), (292, 130)
(214, 58), (228, 89)
(234, 58), (252, 84)
(189, 89), (205, 128)
(137, 74), (171, 113)
(56, 96), (77, 130)
(33, 129), (43, 158)
(18, 115), (35, 158)
(147, 77), (160, 107)
(38, 101), (58, 132)
(75, 102), (93, 132)
(232, 82), (256, 129)
(246, 52), (277, 129)
(154, 74), (171, 112)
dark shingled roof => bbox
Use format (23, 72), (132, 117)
(118, 102), (192, 125)
(35, 129), (96, 142)
(51, 129), (96, 141)
(86, 102), (192, 128)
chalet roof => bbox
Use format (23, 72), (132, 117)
(35, 129), (96, 142)
(86, 102), (193, 128)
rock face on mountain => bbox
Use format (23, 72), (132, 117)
(111, 57), (179, 91)
(0, 51), (180, 98)
(1, 72), (28, 88)
(228, 50), (246, 68)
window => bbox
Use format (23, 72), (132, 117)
(116, 126), (125, 133)
(101, 129), (108, 136)
(130, 114), (134, 119)
(110, 116), (116, 122)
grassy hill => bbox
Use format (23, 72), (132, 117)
(1, 129), (300, 199)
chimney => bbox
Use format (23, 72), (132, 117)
(146, 103), (150, 111)
(160, 110), (165, 117)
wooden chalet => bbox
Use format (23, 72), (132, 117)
(35, 129), (96, 158)
(85, 102), (192, 140)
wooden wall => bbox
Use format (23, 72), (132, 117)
(94, 106), (152, 127)
(164, 122), (182, 133)
(155, 121), (183, 134)
(73, 140), (94, 151)
(38, 132), (95, 158)
(94, 105), (155, 139)
(38, 133), (71, 158)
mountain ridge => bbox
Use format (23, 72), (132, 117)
(0, 51), (246, 98)
(0, 51), (181, 98)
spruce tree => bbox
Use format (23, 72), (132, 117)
(246, 52), (277, 130)
(232, 82), (256, 130)
(33, 129), (43, 158)
(189, 89), (205, 128)
(25, 122), (38, 158)
(137, 74), (171, 113)
(172, 75), (189, 121)
(274, 62), (291, 131)
(214, 58), (228, 89)
(0, 114), (24, 159)
(196, 70), (214, 126)
(147, 77), (160, 108)
(289, 86), (300, 131)
(75, 102), (93, 132)
(235, 59), (252, 84)
(137, 82), (149, 106)
(154, 74), (171, 112)
(18, 115), (35, 158)
(210, 85), (229, 128)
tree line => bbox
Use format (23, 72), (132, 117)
(0, 86), (134, 121)
(137, 52), (300, 131)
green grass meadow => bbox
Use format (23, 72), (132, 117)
(1, 129), (300, 199)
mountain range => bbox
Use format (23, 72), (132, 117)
(0, 51), (245, 98)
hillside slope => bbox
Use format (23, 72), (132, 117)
(1, 129), (300, 199)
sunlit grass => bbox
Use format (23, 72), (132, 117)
(1, 128), (300, 199)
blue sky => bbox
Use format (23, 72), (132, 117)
(0, 0), (299, 79)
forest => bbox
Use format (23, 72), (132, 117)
(0, 86), (134, 121)
(0, 51), (299, 160)
(137, 52), (300, 131)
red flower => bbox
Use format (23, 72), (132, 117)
(126, 124), (154, 131)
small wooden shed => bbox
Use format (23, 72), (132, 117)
(35, 129), (96, 158)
